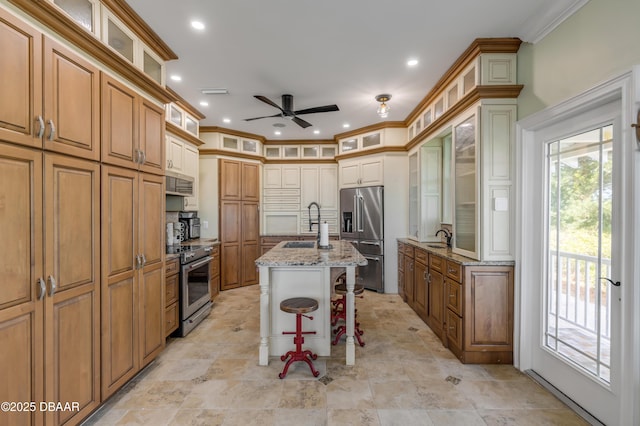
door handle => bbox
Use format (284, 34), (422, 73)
(37, 277), (46, 300)
(36, 116), (45, 138)
(600, 277), (621, 287)
(47, 119), (56, 141)
(47, 275), (57, 296)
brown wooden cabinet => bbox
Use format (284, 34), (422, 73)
(427, 254), (446, 341)
(413, 249), (428, 321)
(0, 144), (101, 426)
(219, 159), (260, 290)
(446, 265), (514, 364)
(0, 10), (100, 160)
(209, 245), (221, 301)
(101, 166), (165, 398)
(165, 258), (179, 337)
(398, 240), (513, 364)
(101, 74), (165, 175)
(397, 242), (405, 302)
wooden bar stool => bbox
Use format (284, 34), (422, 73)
(331, 283), (365, 347)
(279, 297), (320, 379)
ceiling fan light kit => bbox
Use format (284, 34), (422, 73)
(375, 94), (391, 118)
(244, 94), (339, 129)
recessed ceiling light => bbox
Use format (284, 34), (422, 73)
(313, 130), (320, 134)
(199, 101), (209, 107)
(407, 58), (419, 67)
(274, 131), (281, 135)
(223, 118), (231, 123)
(170, 75), (182, 82)
(191, 21), (205, 30)
(343, 123), (350, 128)
(201, 88), (229, 95)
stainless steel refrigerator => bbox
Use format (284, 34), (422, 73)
(340, 185), (384, 292)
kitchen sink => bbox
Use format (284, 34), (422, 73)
(427, 244), (446, 249)
(282, 241), (316, 248)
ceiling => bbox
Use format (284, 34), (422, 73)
(127, 0), (584, 141)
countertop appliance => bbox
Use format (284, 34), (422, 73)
(340, 186), (384, 292)
(167, 244), (213, 336)
(179, 211), (200, 240)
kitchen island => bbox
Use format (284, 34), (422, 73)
(255, 240), (367, 366)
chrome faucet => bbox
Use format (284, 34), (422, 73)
(435, 228), (452, 248)
(307, 202), (321, 244)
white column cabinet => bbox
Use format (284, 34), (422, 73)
(183, 143), (199, 211)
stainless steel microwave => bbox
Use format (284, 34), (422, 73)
(165, 171), (194, 196)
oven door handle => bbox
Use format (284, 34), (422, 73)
(186, 256), (213, 271)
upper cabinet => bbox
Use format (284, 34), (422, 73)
(166, 103), (200, 137)
(339, 156), (384, 188)
(101, 74), (165, 175)
(339, 131), (382, 155)
(0, 11), (100, 160)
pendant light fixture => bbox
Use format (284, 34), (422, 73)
(375, 94), (391, 118)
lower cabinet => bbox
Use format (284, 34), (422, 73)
(209, 245), (221, 301)
(398, 240), (514, 364)
(165, 258), (179, 337)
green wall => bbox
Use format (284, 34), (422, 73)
(518, 0), (640, 119)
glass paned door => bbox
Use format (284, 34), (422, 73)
(545, 125), (613, 382)
(544, 125), (613, 383)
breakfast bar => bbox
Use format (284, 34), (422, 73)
(255, 240), (367, 366)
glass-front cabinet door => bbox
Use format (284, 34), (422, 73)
(453, 114), (478, 258)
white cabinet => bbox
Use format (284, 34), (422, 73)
(166, 135), (184, 173)
(183, 143), (199, 211)
(339, 157), (384, 188)
(165, 134), (200, 210)
(449, 102), (516, 261)
(339, 131), (382, 154)
(300, 165), (338, 234)
(409, 137), (446, 242)
(263, 164), (300, 189)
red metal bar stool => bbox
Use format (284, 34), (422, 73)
(278, 297), (320, 379)
(331, 283), (365, 347)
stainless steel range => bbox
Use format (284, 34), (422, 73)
(167, 244), (213, 336)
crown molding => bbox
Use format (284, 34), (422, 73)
(198, 149), (265, 162)
(405, 37), (522, 124)
(264, 158), (338, 164)
(263, 139), (337, 146)
(165, 122), (204, 146)
(333, 121), (405, 141)
(334, 145), (406, 161)
(166, 86), (206, 120)
(101, 0), (177, 60)
(405, 84), (523, 151)
(7, 0), (177, 104)
(199, 126), (266, 143)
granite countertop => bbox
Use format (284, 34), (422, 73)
(255, 240), (368, 267)
(397, 238), (515, 266)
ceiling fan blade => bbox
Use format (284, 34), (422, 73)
(293, 104), (340, 115)
(254, 95), (285, 112)
(244, 113), (282, 121)
(292, 116), (313, 128)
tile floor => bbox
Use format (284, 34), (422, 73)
(84, 285), (588, 426)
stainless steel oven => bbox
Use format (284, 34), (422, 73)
(169, 245), (213, 336)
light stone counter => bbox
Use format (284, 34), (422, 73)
(255, 240), (367, 366)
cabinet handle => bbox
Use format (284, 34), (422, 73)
(47, 275), (57, 297)
(135, 254), (141, 269)
(170, 159), (174, 168)
(36, 116), (45, 138)
(47, 119), (56, 141)
(448, 267), (456, 274)
(141, 253), (146, 266)
(37, 277), (46, 300)
(449, 294), (455, 298)
(140, 150), (146, 165)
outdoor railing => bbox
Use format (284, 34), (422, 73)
(549, 250), (611, 339)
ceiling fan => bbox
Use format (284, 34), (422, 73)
(244, 94), (339, 128)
